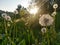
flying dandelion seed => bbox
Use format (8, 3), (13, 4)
(53, 3), (58, 9)
(39, 14), (54, 26)
(41, 27), (46, 33)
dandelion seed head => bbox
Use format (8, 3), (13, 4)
(1, 13), (12, 22)
(1, 13), (7, 18)
(53, 4), (58, 9)
(41, 27), (46, 33)
(51, 11), (57, 17)
(5, 16), (11, 21)
(14, 10), (18, 14)
(39, 14), (54, 26)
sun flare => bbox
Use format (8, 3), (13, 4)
(29, 7), (38, 14)
(27, 6), (39, 15)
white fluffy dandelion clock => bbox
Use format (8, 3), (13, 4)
(1, 13), (7, 18)
(5, 16), (12, 21)
(53, 4), (58, 9)
(14, 10), (18, 14)
(39, 14), (54, 26)
(41, 28), (46, 33)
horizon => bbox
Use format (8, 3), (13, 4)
(0, 0), (31, 12)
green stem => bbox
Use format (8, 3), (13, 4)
(2, 20), (4, 45)
(4, 20), (8, 45)
(4, 20), (7, 35)
(8, 36), (15, 45)
(28, 27), (30, 45)
(13, 14), (16, 41)
(46, 26), (50, 45)
(16, 25), (17, 38)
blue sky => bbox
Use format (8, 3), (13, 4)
(0, 0), (31, 12)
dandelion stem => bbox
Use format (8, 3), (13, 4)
(46, 26), (50, 45)
(4, 20), (8, 45)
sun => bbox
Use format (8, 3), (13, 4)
(27, 6), (39, 15)
(29, 7), (38, 14)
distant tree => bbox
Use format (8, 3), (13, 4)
(16, 4), (22, 12)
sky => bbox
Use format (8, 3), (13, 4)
(0, 0), (31, 12)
